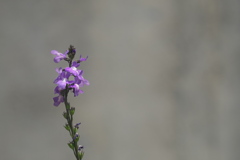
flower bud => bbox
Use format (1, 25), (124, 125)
(78, 145), (84, 151)
(74, 123), (81, 129)
(70, 107), (75, 116)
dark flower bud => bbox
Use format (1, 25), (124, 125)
(68, 142), (74, 150)
(78, 145), (84, 151)
(68, 45), (76, 60)
(74, 133), (79, 138)
(74, 123), (81, 129)
(64, 124), (70, 131)
(73, 133), (80, 142)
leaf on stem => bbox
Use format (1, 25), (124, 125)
(68, 142), (74, 150)
(64, 124), (70, 131)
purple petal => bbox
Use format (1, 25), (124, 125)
(65, 71), (71, 79)
(54, 73), (63, 84)
(54, 70), (71, 84)
(69, 84), (84, 97)
(51, 50), (67, 63)
(65, 67), (79, 76)
(51, 50), (61, 56)
(74, 76), (82, 84)
(63, 50), (69, 55)
(56, 78), (67, 89)
(83, 79), (90, 86)
(55, 67), (62, 74)
(53, 57), (61, 63)
(76, 70), (84, 80)
(72, 61), (80, 68)
(54, 86), (61, 94)
(79, 55), (88, 62)
(53, 95), (64, 107)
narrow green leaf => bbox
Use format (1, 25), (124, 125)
(67, 142), (74, 150)
(63, 112), (68, 119)
(64, 124), (70, 131)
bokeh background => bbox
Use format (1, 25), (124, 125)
(1, 0), (240, 160)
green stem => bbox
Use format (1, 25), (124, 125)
(63, 88), (81, 160)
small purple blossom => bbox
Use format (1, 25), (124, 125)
(51, 50), (68, 63)
(54, 69), (71, 83)
(56, 78), (68, 89)
(69, 83), (84, 97)
(74, 71), (90, 86)
(65, 67), (79, 77)
(54, 86), (61, 94)
(53, 95), (64, 107)
(65, 61), (81, 76)
(74, 123), (81, 129)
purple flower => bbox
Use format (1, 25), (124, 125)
(69, 83), (84, 97)
(82, 78), (90, 86)
(51, 50), (68, 63)
(74, 71), (90, 86)
(56, 78), (68, 89)
(74, 123), (81, 129)
(64, 61), (80, 76)
(54, 68), (71, 86)
(54, 86), (61, 94)
(53, 95), (64, 107)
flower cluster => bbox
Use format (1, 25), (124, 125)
(51, 45), (89, 160)
(51, 45), (89, 107)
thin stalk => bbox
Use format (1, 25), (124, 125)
(63, 88), (81, 160)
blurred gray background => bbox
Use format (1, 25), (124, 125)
(1, 0), (240, 160)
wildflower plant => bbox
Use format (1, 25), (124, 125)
(51, 45), (89, 160)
